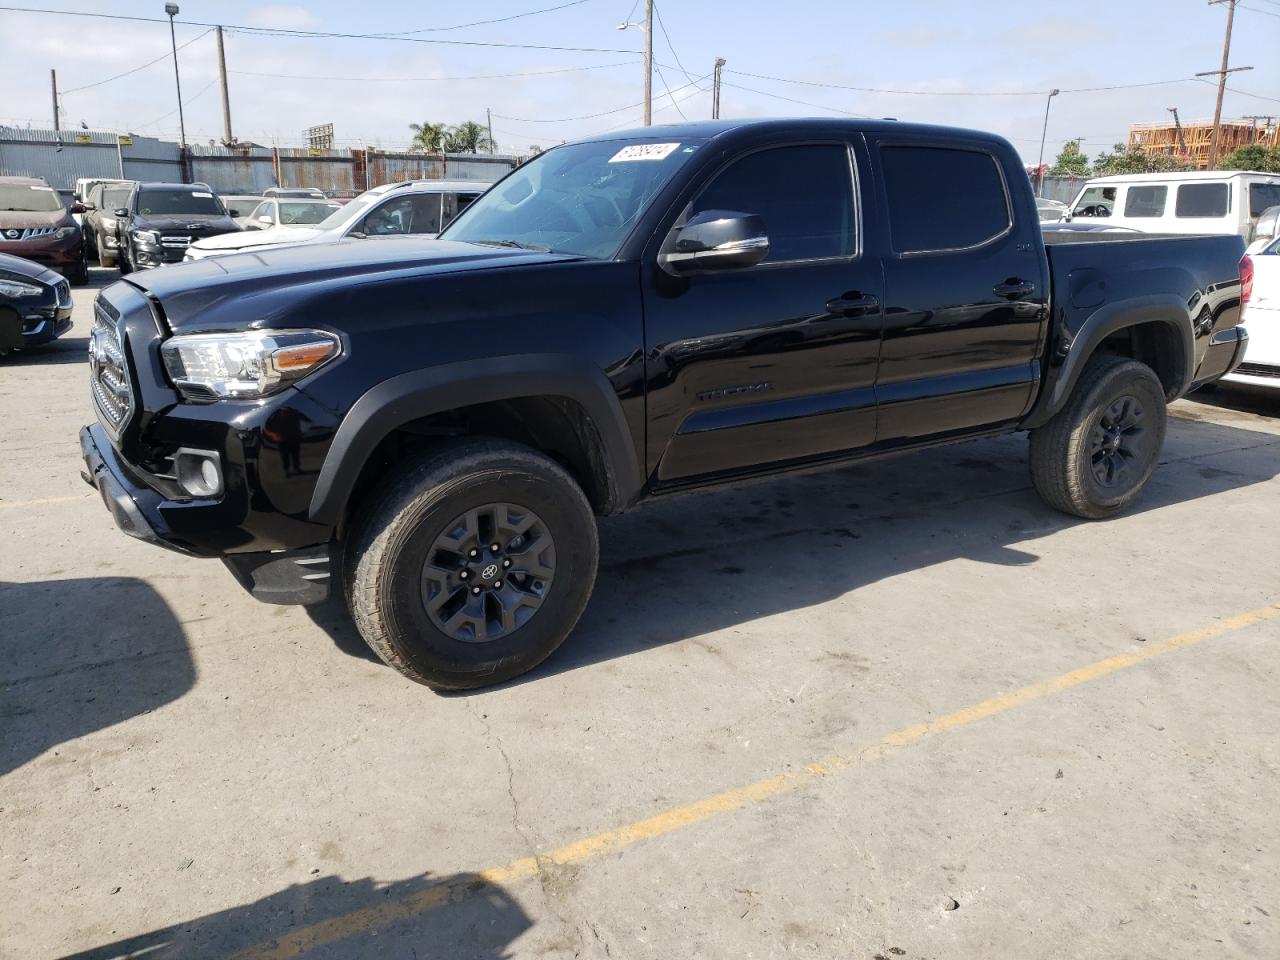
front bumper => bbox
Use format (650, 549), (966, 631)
(22, 312), (73, 346)
(0, 235), (82, 271)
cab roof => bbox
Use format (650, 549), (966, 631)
(569, 116), (1012, 148)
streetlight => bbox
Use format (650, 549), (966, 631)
(164, 3), (187, 155)
(1036, 88), (1060, 198)
(615, 0), (652, 126)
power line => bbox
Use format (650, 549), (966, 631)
(136, 78), (218, 130)
(714, 77), (871, 117)
(60, 28), (212, 94)
(0, 6), (640, 54)
(228, 60), (640, 83)
(1237, 2), (1280, 15)
(493, 74), (708, 122)
(652, 2), (696, 84)
(365, 0), (596, 37)
(652, 62), (689, 120)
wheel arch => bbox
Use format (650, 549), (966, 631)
(308, 354), (643, 528)
(1024, 295), (1193, 428)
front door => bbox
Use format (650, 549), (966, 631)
(643, 139), (884, 483)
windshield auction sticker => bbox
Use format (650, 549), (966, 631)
(609, 143), (681, 163)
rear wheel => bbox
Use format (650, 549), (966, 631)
(66, 255), (88, 285)
(1029, 354), (1167, 519)
(345, 438), (599, 690)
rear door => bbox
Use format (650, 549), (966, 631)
(866, 137), (1047, 441)
(643, 138), (884, 482)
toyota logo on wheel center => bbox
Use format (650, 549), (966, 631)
(480, 563), (499, 580)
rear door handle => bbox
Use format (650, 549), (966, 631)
(826, 292), (880, 316)
(993, 279), (1036, 300)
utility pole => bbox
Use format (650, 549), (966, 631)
(215, 25), (233, 144)
(712, 57), (725, 119)
(1199, 0), (1252, 169)
(486, 107), (494, 154)
(1036, 88), (1060, 197)
(164, 3), (187, 156)
(642, 0), (653, 126)
(50, 69), (60, 133)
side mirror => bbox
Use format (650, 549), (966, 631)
(258, 215), (273, 224)
(113, 208), (130, 218)
(227, 208), (240, 217)
(660, 210), (769, 274)
(69, 201), (86, 215)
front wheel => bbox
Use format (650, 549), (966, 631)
(1029, 355), (1167, 519)
(345, 438), (599, 690)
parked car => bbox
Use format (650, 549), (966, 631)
(0, 251), (73, 356)
(111, 182), (242, 272)
(1036, 197), (1068, 222)
(80, 118), (1247, 690)
(1223, 236), (1280, 389)
(238, 197), (343, 231)
(82, 180), (136, 267)
(1067, 170), (1280, 240)
(73, 177), (130, 229)
(0, 176), (87, 283)
(184, 179), (488, 260)
(263, 187), (327, 199)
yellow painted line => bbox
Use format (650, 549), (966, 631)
(0, 493), (93, 509)
(230, 602), (1280, 960)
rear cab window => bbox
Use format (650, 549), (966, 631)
(879, 145), (1010, 253)
(1175, 182), (1230, 218)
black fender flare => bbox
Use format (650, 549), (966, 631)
(1023, 295), (1194, 428)
(307, 353), (643, 526)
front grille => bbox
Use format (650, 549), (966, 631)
(160, 235), (191, 249)
(1235, 362), (1280, 379)
(90, 297), (134, 436)
(53, 278), (71, 307)
(0, 226), (57, 241)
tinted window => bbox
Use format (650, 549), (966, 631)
(102, 187), (131, 211)
(693, 144), (854, 262)
(1124, 185), (1167, 218)
(136, 189), (225, 216)
(1175, 183), (1229, 218)
(881, 146), (1009, 252)
(1249, 183), (1280, 218)
(442, 192), (481, 228)
(358, 194), (442, 235)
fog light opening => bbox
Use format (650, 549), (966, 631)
(174, 448), (222, 498)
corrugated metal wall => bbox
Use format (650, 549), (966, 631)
(3, 126), (521, 197)
(1040, 175), (1090, 204)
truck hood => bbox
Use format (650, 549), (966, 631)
(121, 236), (583, 331)
(192, 226), (324, 252)
(132, 213), (240, 235)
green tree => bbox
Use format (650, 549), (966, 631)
(1093, 143), (1195, 177)
(408, 121), (448, 153)
(1220, 143), (1280, 173)
(1050, 140), (1091, 177)
(444, 121), (496, 154)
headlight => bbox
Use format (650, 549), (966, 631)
(54, 226), (78, 240)
(133, 229), (160, 245)
(101, 217), (117, 231)
(161, 329), (341, 401)
(0, 275), (44, 298)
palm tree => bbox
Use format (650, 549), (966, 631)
(444, 121), (496, 155)
(408, 121), (448, 153)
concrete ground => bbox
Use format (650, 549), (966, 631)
(2, 267), (1279, 960)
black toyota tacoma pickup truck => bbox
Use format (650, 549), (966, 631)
(80, 119), (1249, 690)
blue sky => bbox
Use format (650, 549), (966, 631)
(2, 0), (1277, 163)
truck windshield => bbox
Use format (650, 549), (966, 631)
(441, 138), (704, 258)
(136, 189), (226, 216)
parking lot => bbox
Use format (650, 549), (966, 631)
(2, 268), (1279, 958)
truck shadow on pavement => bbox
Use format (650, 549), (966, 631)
(57, 870), (531, 960)
(0, 576), (195, 777)
(304, 411), (1280, 688)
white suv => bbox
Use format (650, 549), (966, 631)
(184, 179), (490, 261)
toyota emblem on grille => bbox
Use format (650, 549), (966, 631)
(88, 327), (107, 374)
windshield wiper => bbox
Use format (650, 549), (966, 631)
(471, 238), (553, 253)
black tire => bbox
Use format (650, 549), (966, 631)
(345, 438), (599, 690)
(97, 235), (117, 269)
(66, 256), (88, 286)
(117, 242), (133, 275)
(1029, 354), (1167, 519)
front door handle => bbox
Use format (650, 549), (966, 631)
(826, 292), (880, 316)
(993, 279), (1036, 300)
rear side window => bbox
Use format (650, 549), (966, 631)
(692, 144), (855, 262)
(1124, 185), (1167, 218)
(1250, 183), (1280, 218)
(1176, 183), (1229, 218)
(881, 145), (1010, 253)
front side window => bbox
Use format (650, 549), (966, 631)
(250, 201), (272, 222)
(1249, 183), (1280, 218)
(1124, 185), (1167, 218)
(356, 194), (443, 235)
(1176, 182), (1229, 218)
(881, 145), (1010, 253)
(1073, 185), (1117, 218)
(136, 189), (226, 216)
(442, 137), (704, 258)
(691, 144), (855, 263)
(102, 187), (131, 212)
(442, 192), (481, 228)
